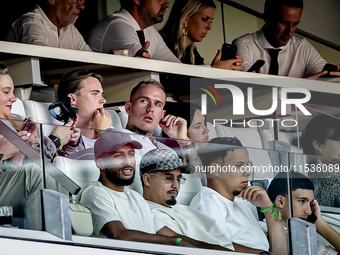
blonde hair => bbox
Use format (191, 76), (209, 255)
(160, 0), (216, 64)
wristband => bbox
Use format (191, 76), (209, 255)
(1, 157), (11, 170)
(175, 238), (182, 246)
(49, 133), (63, 151)
(260, 204), (281, 221)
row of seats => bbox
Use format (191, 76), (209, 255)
(11, 98), (271, 230)
(11, 98), (276, 203)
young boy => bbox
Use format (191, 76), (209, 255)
(267, 171), (340, 254)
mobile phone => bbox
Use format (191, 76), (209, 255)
(221, 43), (237, 61)
(248, 60), (265, 72)
(318, 63), (338, 79)
(306, 213), (317, 224)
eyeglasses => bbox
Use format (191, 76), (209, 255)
(149, 173), (186, 184)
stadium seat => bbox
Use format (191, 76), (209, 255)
(260, 129), (274, 150)
(214, 125), (273, 180)
(12, 98), (26, 118)
(23, 100), (126, 135)
(23, 100), (63, 135)
(206, 122), (217, 140)
(53, 156), (100, 201)
(176, 173), (203, 205)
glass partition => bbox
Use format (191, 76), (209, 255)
(1, 117), (339, 254)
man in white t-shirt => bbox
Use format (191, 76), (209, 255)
(190, 137), (287, 255)
(6, 0), (91, 51)
(122, 79), (199, 194)
(232, 0), (340, 80)
(141, 148), (270, 254)
(267, 171), (340, 255)
(88, 0), (180, 62)
(80, 130), (193, 247)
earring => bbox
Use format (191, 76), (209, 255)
(182, 24), (188, 36)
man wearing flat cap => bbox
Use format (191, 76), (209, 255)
(81, 130), (195, 247)
(141, 149), (266, 253)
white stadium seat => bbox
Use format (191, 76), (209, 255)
(12, 98), (26, 118)
(53, 156), (100, 201)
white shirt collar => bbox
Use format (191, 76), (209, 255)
(120, 8), (142, 31)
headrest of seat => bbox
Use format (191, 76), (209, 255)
(107, 110), (124, 131)
(206, 122), (217, 140)
(12, 98), (26, 118)
(215, 125), (263, 149)
(53, 156), (100, 200)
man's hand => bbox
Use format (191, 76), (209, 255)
(135, 41), (151, 59)
(159, 115), (188, 141)
(307, 65), (340, 82)
(90, 108), (112, 131)
(211, 50), (243, 70)
(310, 200), (322, 223)
(67, 115), (81, 146)
(238, 186), (272, 209)
(51, 122), (74, 145)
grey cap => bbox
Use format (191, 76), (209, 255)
(94, 130), (143, 158)
(140, 149), (190, 175)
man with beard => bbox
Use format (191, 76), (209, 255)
(190, 137), (287, 255)
(88, 0), (180, 62)
(81, 130), (195, 247)
(142, 148), (271, 254)
(6, 0), (91, 51)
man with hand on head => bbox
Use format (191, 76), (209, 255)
(267, 171), (340, 254)
(7, 0), (91, 51)
(80, 130), (193, 247)
(88, 0), (180, 62)
(232, 0), (340, 80)
(190, 137), (287, 255)
(142, 148), (270, 254)
(122, 79), (200, 193)
(48, 69), (112, 157)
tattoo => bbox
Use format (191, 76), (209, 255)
(126, 125), (154, 136)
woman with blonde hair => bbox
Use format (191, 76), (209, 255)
(160, 0), (243, 69)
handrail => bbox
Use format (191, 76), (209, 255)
(0, 41), (340, 95)
(0, 120), (80, 195)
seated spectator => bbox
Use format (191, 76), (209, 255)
(190, 137), (287, 255)
(122, 79), (199, 193)
(49, 69), (112, 157)
(232, 0), (340, 80)
(165, 105), (210, 184)
(6, 0), (91, 51)
(0, 63), (58, 215)
(267, 171), (340, 254)
(160, 0), (243, 70)
(88, 0), (180, 62)
(80, 130), (192, 247)
(141, 148), (271, 253)
(300, 114), (340, 207)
